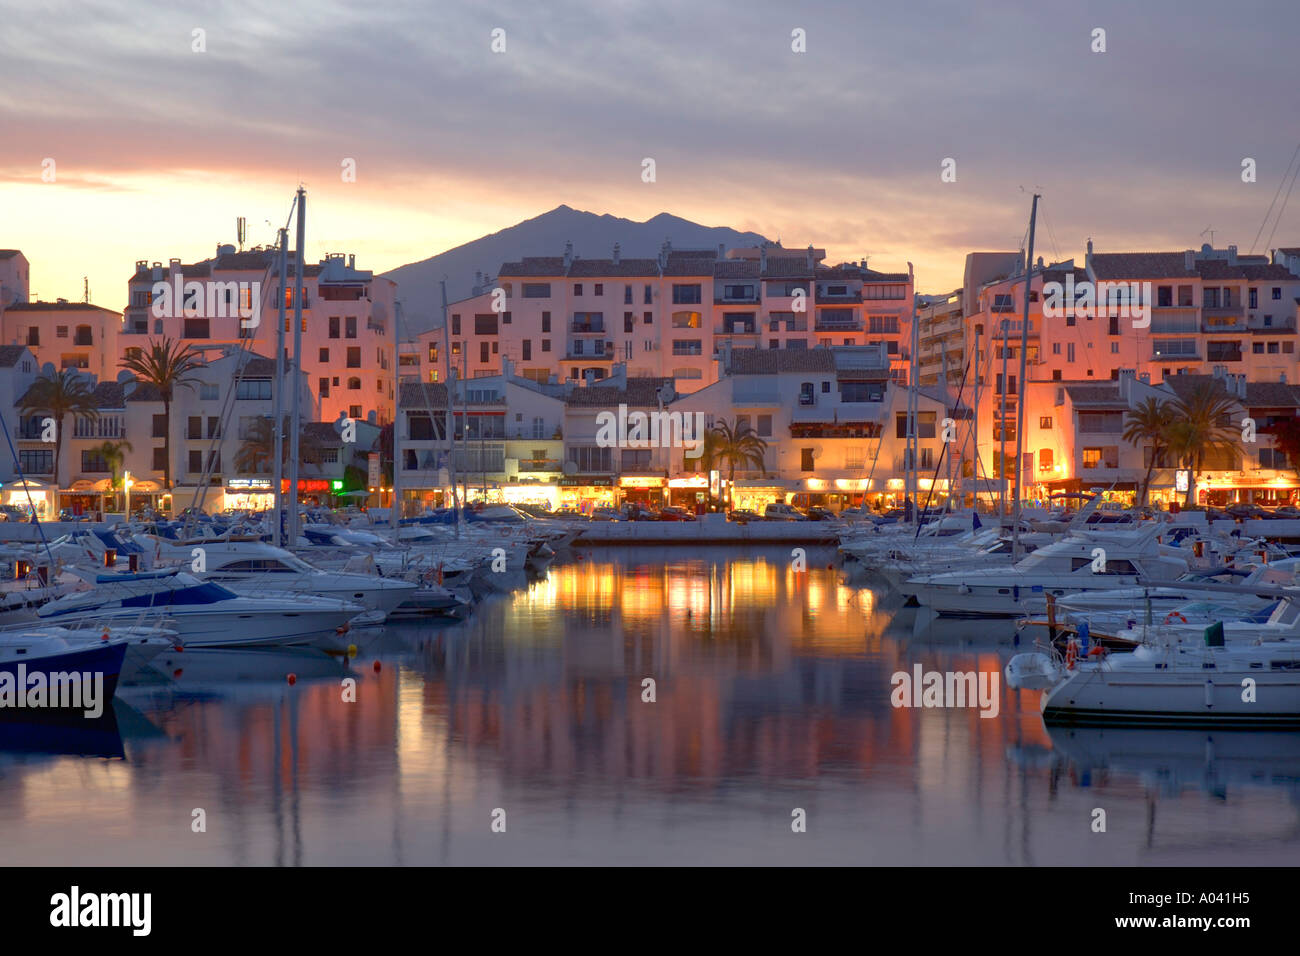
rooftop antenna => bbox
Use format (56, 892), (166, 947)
(237, 216), (247, 251)
(1201, 225), (1216, 246)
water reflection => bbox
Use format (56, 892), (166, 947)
(0, 546), (1294, 865)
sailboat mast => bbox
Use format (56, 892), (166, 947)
(272, 225), (288, 548)
(905, 262), (918, 522)
(439, 280), (461, 539)
(287, 186), (306, 546)
(1012, 193), (1040, 559)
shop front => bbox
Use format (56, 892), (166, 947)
(558, 476), (616, 514)
(0, 478), (54, 519)
(618, 474), (666, 509)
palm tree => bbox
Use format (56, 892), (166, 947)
(706, 418), (768, 509)
(97, 439), (133, 510)
(1165, 383), (1242, 506)
(19, 368), (100, 493)
(119, 338), (204, 489)
(234, 416), (322, 474)
(1122, 396), (1176, 506)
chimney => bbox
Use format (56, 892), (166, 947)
(1185, 249), (1195, 271)
(563, 241), (574, 271)
(612, 243), (621, 265)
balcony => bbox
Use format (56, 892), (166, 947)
(1248, 316), (1297, 333)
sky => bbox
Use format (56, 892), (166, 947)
(2, 0), (1298, 307)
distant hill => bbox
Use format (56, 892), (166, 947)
(382, 205), (769, 335)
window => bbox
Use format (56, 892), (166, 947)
(19, 449), (53, 474)
(800, 448), (815, 471)
(522, 283), (550, 298)
(81, 449), (109, 472)
(347, 347), (361, 368)
(1039, 416), (1052, 429)
(672, 284), (702, 305)
(235, 379), (273, 400)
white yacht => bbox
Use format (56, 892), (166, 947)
(140, 538), (417, 621)
(906, 526), (1191, 618)
(35, 568), (362, 647)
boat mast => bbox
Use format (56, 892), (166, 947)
(286, 186), (306, 546)
(439, 280), (461, 539)
(272, 224), (289, 548)
(1012, 194), (1040, 560)
(905, 262), (918, 524)
(391, 300), (402, 533)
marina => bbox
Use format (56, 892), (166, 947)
(0, 535), (1296, 866)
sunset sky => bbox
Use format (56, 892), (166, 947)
(2, 0), (1298, 308)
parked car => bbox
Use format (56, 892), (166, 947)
(764, 503), (808, 521)
(805, 506), (837, 521)
(657, 506), (696, 521)
(727, 509), (763, 523)
(1225, 502), (1270, 519)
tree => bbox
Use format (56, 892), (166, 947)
(234, 416), (322, 474)
(1164, 383), (1242, 506)
(97, 439), (134, 510)
(1122, 396), (1176, 506)
(20, 369), (100, 493)
(119, 338), (204, 489)
(1263, 416), (1300, 479)
(706, 418), (768, 509)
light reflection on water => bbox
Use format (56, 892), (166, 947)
(0, 546), (1296, 865)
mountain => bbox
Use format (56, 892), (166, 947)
(381, 205), (769, 334)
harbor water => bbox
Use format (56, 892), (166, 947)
(0, 547), (1294, 865)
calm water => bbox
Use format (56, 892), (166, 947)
(1, 547), (1296, 866)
